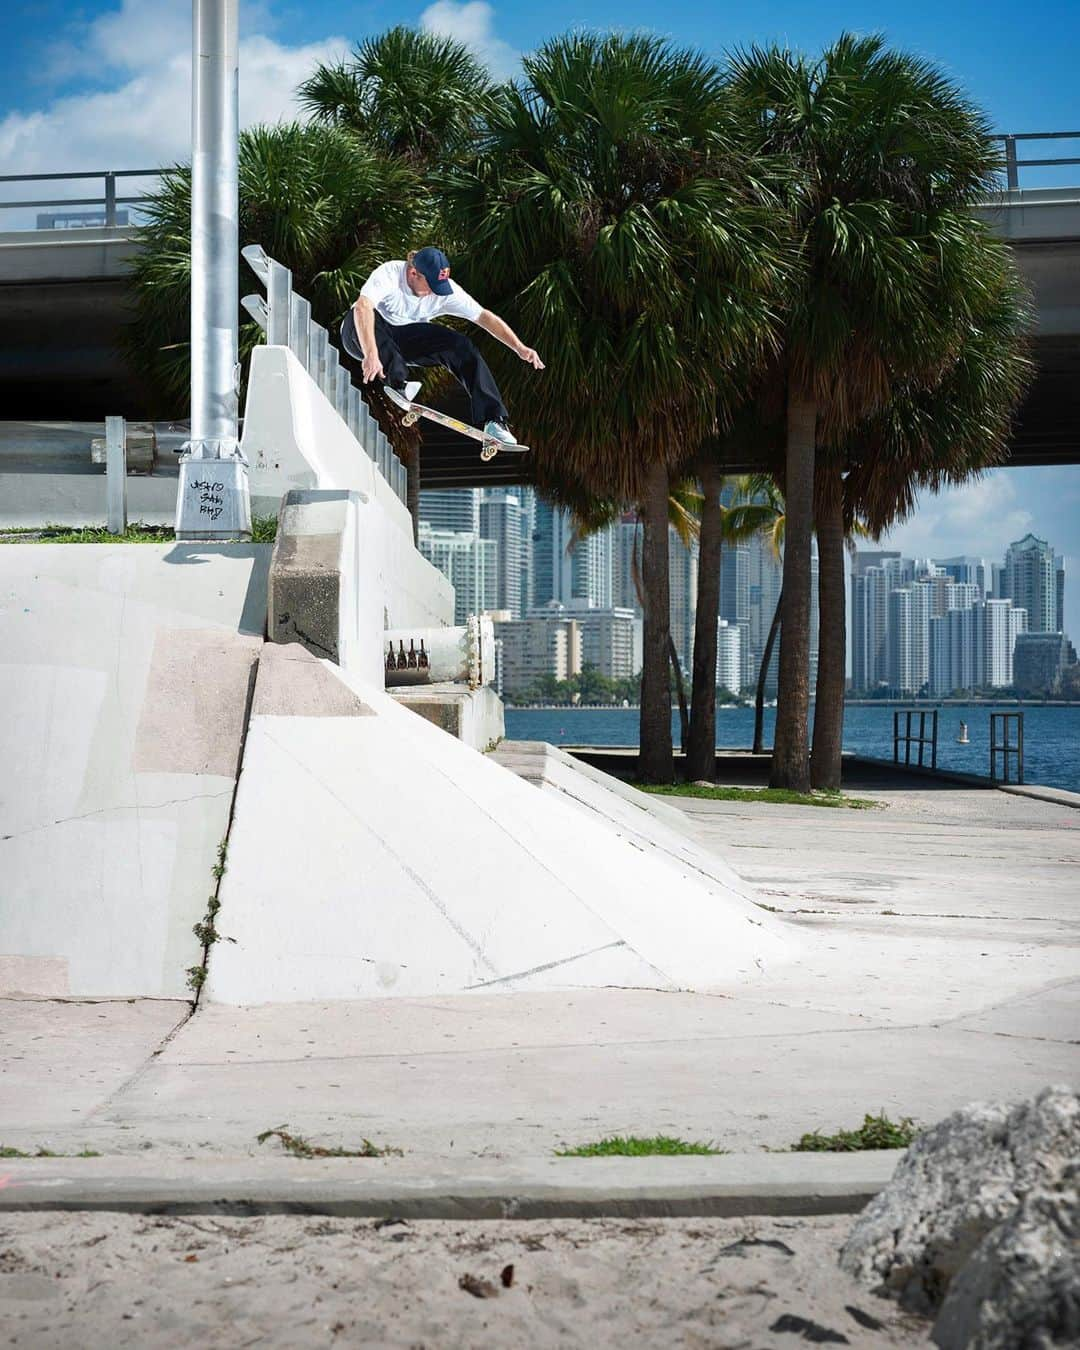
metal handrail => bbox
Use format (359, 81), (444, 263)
(998, 131), (1080, 189)
(241, 243), (408, 505)
(0, 169), (159, 226)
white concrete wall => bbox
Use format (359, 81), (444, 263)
(208, 645), (794, 1005)
(244, 345), (453, 633)
(0, 543), (269, 997)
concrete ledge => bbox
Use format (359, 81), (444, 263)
(0, 1153), (899, 1219)
(391, 682), (505, 750)
(1000, 782), (1080, 810)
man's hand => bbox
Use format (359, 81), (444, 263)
(362, 351), (385, 383)
(516, 345), (545, 370)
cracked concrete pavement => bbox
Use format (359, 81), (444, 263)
(2, 776), (1076, 1165)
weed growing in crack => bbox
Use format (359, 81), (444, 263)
(790, 1111), (919, 1152)
(256, 1126), (403, 1158)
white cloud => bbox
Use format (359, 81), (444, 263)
(42, 0), (279, 83)
(419, 1), (520, 80)
(880, 473), (1034, 560)
(0, 6), (348, 216)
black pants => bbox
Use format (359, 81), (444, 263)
(340, 311), (508, 427)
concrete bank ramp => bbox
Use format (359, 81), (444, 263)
(0, 543), (269, 997)
(491, 741), (757, 903)
(207, 646), (795, 1004)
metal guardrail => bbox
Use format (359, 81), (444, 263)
(989, 712), (1024, 783)
(240, 244), (407, 504)
(0, 169), (159, 227)
(0, 133), (1077, 231)
(999, 131), (1080, 191)
(893, 709), (938, 769)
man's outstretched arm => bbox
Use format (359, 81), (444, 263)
(351, 296), (384, 383)
(475, 310), (545, 370)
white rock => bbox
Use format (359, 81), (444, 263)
(932, 1163), (1080, 1349)
(838, 1085), (1080, 1314)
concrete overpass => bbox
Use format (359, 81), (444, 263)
(1, 172), (1077, 486)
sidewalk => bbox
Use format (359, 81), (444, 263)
(1, 772), (1076, 1214)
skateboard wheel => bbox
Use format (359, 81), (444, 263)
(402, 412), (419, 426)
(480, 444), (498, 462)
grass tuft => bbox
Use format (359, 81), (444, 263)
(256, 1126), (402, 1159)
(0, 517), (277, 545)
(0, 1145), (101, 1158)
(635, 783), (879, 809)
(556, 1134), (725, 1157)
(791, 1112), (919, 1152)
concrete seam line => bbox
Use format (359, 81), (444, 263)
(188, 648), (263, 1006)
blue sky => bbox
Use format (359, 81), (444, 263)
(3, 0), (1078, 631)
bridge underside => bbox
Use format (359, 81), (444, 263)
(416, 335), (1080, 488)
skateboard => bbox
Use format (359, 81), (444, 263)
(384, 386), (529, 463)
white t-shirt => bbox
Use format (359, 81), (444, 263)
(360, 260), (483, 327)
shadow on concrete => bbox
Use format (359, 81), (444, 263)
(163, 542), (270, 636)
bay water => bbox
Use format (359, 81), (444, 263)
(503, 703), (1080, 793)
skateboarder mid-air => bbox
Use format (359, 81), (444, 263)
(340, 246), (544, 449)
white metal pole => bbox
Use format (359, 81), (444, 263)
(176, 0), (251, 540)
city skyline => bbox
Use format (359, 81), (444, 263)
(419, 485), (1071, 698)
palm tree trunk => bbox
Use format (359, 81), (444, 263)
(770, 390), (815, 792)
(754, 588), (781, 755)
(638, 459), (674, 783)
(810, 467), (845, 790)
(669, 635), (690, 755)
(686, 456), (723, 781)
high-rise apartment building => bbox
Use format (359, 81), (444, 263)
(746, 531), (782, 697)
(418, 488), (480, 534)
(564, 603), (638, 680)
(495, 603), (582, 697)
(531, 498), (613, 610)
(716, 620), (742, 695)
(479, 489), (524, 618)
(888, 582), (933, 695)
(978, 599), (1028, 687)
(1002, 534), (1060, 633)
(668, 528), (698, 673)
(719, 539), (750, 687)
(417, 524), (497, 625)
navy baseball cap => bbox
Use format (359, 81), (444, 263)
(412, 246), (453, 295)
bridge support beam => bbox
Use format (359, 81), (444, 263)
(176, 0), (250, 540)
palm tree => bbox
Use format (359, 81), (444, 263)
(127, 122), (421, 414)
(728, 33), (1014, 792)
(297, 26), (494, 168)
(443, 32), (781, 782)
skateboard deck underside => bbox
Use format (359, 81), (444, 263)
(384, 389), (529, 461)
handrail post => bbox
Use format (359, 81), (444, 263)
(1004, 135), (1019, 191)
(104, 172), (117, 227)
(105, 416), (127, 533)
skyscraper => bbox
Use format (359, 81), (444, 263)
(418, 488), (480, 534)
(480, 489), (523, 618)
(417, 524), (497, 625)
(746, 531), (782, 697)
(716, 620), (742, 695)
(720, 538), (751, 687)
(978, 599), (1028, 687)
(888, 582), (933, 695)
(1002, 534), (1059, 633)
(531, 498), (613, 610)
(668, 528), (698, 673)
